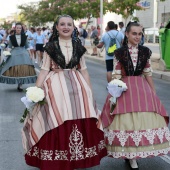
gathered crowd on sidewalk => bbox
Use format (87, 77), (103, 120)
(0, 14), (170, 170)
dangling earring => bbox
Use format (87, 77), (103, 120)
(56, 30), (59, 37)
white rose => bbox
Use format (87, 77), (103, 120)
(109, 79), (127, 89)
(0, 44), (5, 47)
(26, 86), (45, 103)
(3, 51), (11, 56)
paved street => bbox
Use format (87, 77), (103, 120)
(0, 60), (170, 170)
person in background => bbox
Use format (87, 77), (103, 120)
(6, 30), (15, 44)
(42, 27), (49, 43)
(97, 21), (124, 83)
(22, 14), (107, 170)
(97, 25), (101, 38)
(114, 24), (118, 30)
(90, 26), (99, 56)
(139, 25), (145, 45)
(30, 27), (37, 62)
(160, 23), (164, 29)
(2, 29), (10, 48)
(34, 27), (46, 67)
(119, 21), (126, 35)
(0, 22), (37, 91)
(78, 23), (85, 46)
(101, 22), (170, 170)
(0, 33), (3, 62)
(22, 24), (33, 57)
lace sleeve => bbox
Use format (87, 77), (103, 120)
(113, 58), (122, 79)
(142, 58), (152, 76)
(41, 52), (51, 71)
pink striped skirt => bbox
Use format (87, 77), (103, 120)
(101, 76), (170, 159)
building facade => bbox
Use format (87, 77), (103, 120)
(136, 0), (170, 29)
(135, 0), (170, 43)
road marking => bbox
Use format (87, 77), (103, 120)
(160, 155), (170, 164)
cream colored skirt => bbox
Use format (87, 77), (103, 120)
(104, 112), (170, 159)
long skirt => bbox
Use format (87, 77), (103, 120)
(101, 76), (170, 159)
(0, 47), (37, 84)
(22, 69), (107, 170)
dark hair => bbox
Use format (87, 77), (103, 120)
(42, 27), (46, 31)
(15, 22), (24, 34)
(30, 27), (36, 32)
(15, 22), (22, 26)
(114, 24), (118, 30)
(107, 21), (115, 30)
(123, 21), (140, 46)
(119, 22), (124, 27)
(10, 30), (15, 34)
(125, 21), (140, 33)
(37, 27), (41, 31)
(49, 14), (79, 42)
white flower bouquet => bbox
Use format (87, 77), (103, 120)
(0, 43), (6, 48)
(2, 51), (11, 62)
(0, 51), (11, 68)
(3, 51), (11, 56)
(107, 79), (128, 113)
(20, 86), (45, 123)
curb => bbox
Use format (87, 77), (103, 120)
(84, 54), (170, 82)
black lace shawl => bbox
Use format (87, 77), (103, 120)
(44, 39), (86, 69)
(9, 34), (27, 47)
(114, 45), (152, 76)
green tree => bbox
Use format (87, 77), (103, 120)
(19, 0), (153, 26)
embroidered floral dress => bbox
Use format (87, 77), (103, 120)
(22, 38), (107, 170)
(101, 44), (170, 159)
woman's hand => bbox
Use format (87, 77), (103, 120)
(36, 69), (49, 88)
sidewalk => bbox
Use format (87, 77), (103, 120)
(84, 45), (170, 81)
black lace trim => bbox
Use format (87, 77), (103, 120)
(114, 45), (152, 76)
(10, 34), (27, 47)
(44, 39), (86, 69)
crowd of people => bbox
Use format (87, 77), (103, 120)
(0, 15), (169, 170)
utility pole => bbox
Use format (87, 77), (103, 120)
(153, 0), (158, 43)
(100, 0), (103, 37)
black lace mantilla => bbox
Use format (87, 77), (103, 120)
(114, 45), (152, 76)
(10, 34), (27, 47)
(44, 39), (87, 69)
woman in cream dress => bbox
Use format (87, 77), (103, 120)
(22, 15), (107, 170)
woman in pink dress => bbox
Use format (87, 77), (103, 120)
(101, 22), (170, 169)
(22, 15), (107, 170)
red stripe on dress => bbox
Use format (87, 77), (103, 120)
(59, 72), (71, 120)
(128, 76), (139, 111)
(128, 76), (134, 111)
(135, 77), (141, 111)
(46, 78), (63, 125)
(68, 70), (82, 118)
(141, 78), (148, 111)
(44, 102), (55, 129)
(30, 124), (39, 143)
(23, 121), (32, 150)
(75, 72), (90, 118)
